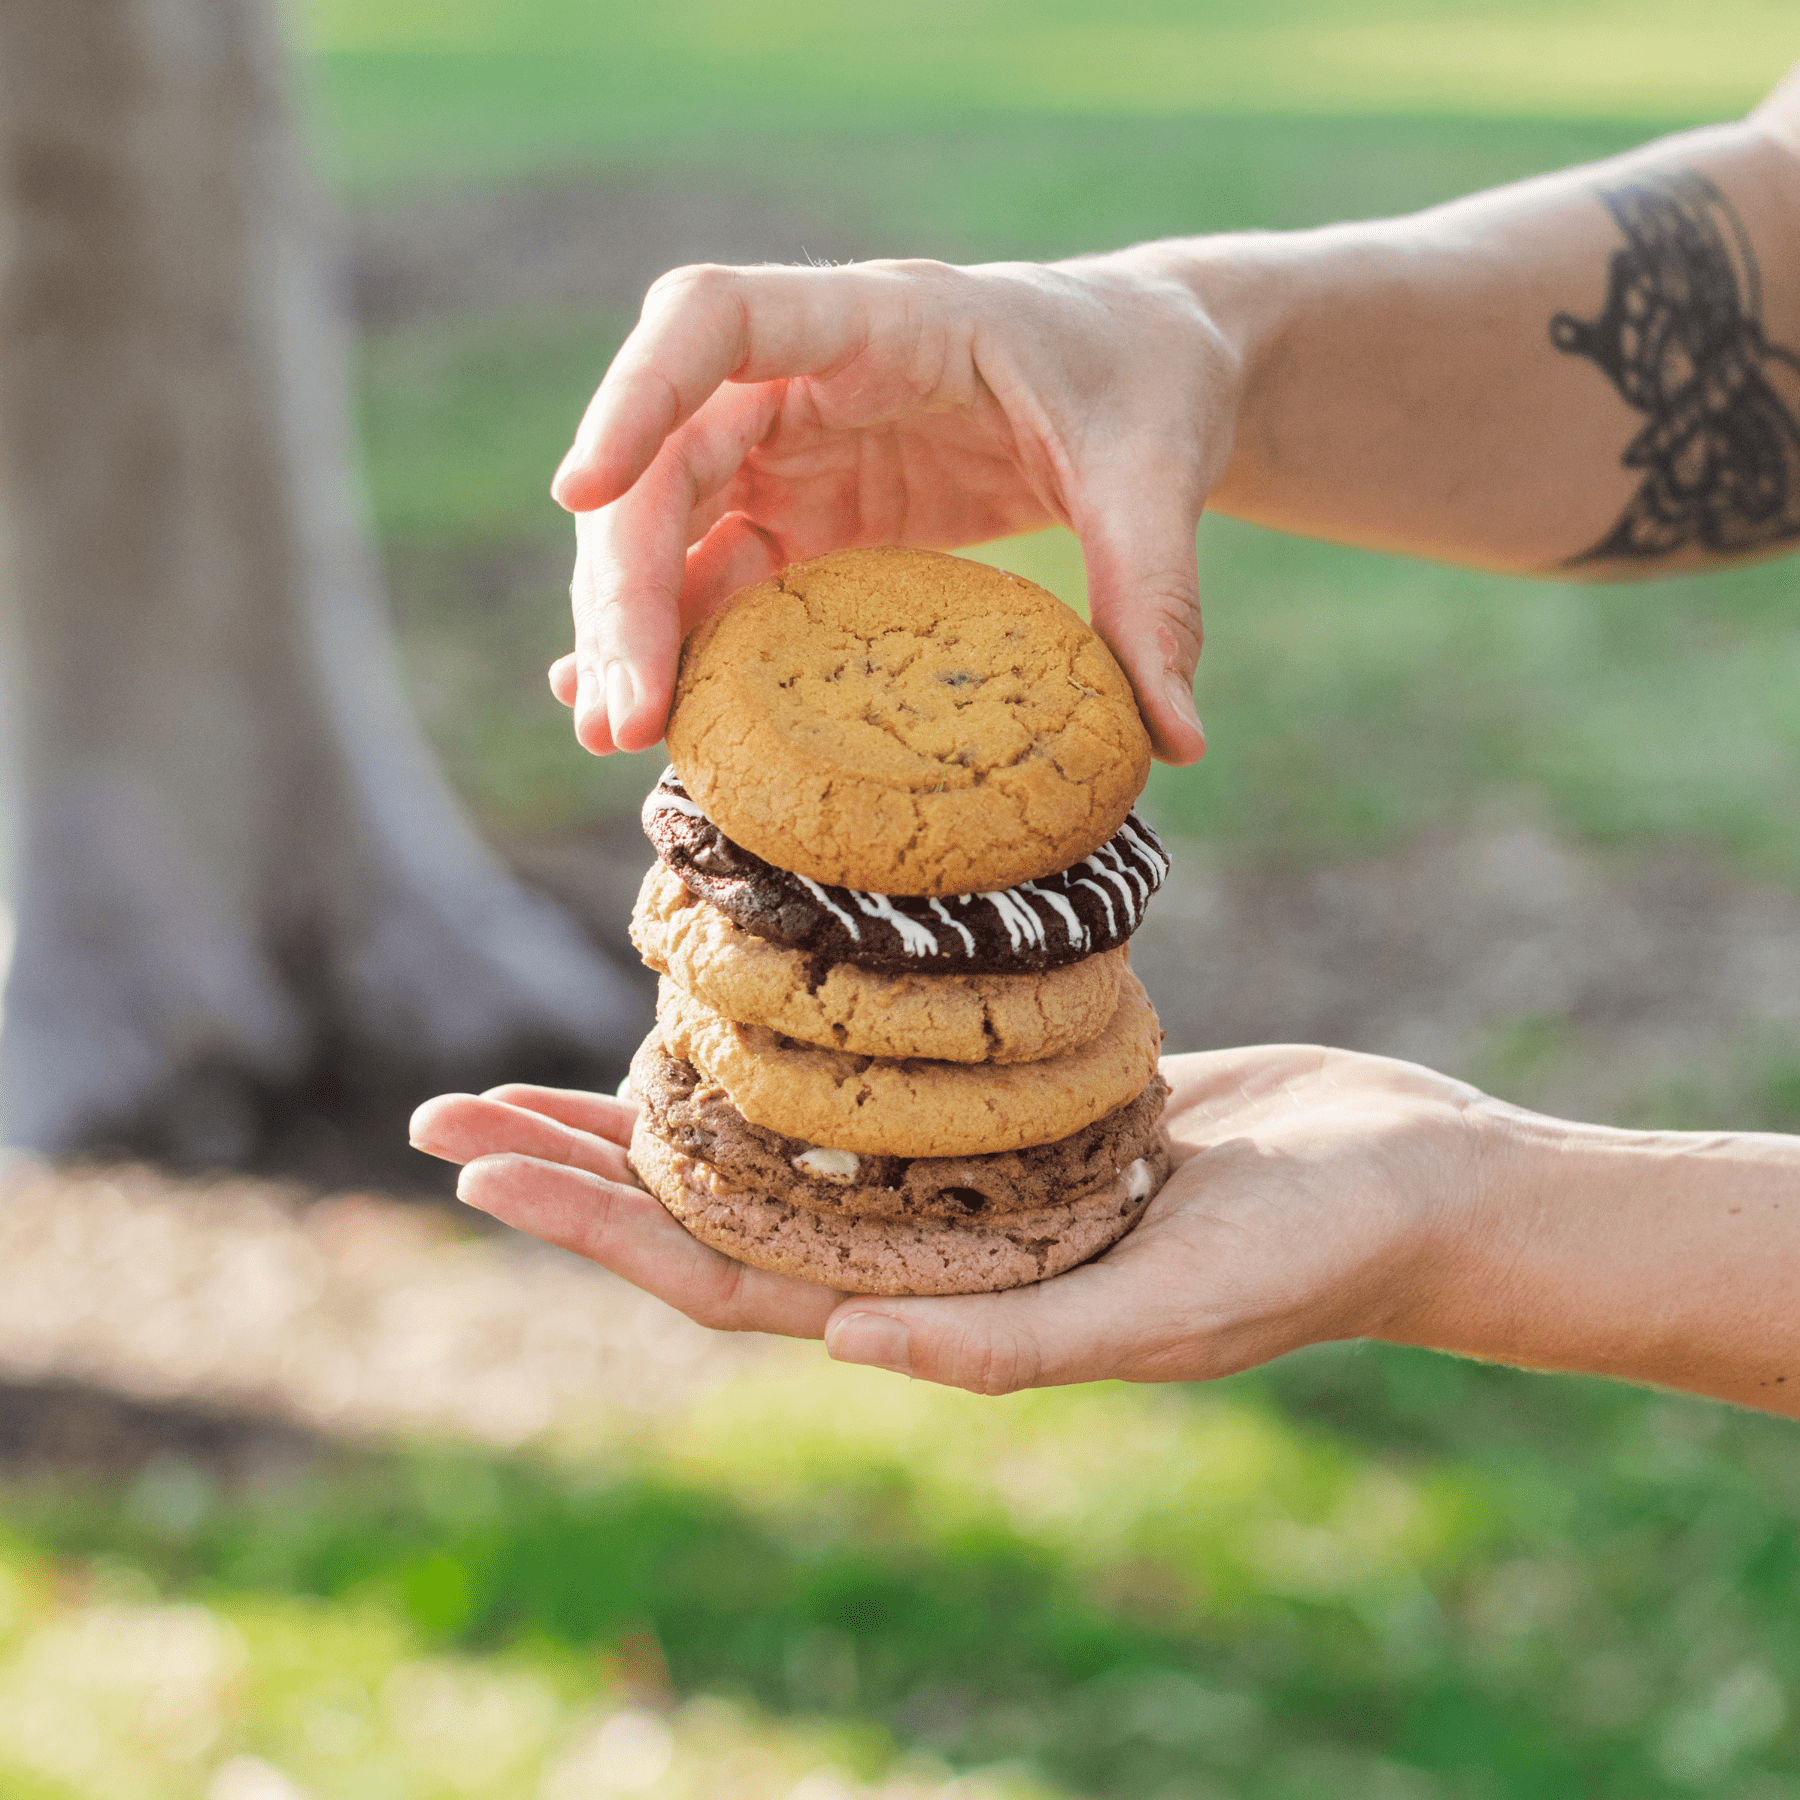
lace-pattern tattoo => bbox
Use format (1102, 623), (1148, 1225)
(1551, 170), (1800, 563)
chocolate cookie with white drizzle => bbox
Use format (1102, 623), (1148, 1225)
(643, 769), (1170, 977)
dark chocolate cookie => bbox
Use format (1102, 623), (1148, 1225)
(641, 768), (1169, 976)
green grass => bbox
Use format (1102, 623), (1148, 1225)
(296, 0), (1791, 201)
(14, 1350), (1800, 1797)
(0, 1534), (1047, 1800)
(1155, 521), (1800, 880)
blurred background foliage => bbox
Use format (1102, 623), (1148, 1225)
(8, 1), (1800, 1795)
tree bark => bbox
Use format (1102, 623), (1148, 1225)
(0, 0), (642, 1173)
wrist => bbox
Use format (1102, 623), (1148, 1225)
(1390, 1099), (1800, 1412)
(1097, 233), (1293, 404)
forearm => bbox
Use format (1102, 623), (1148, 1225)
(1127, 95), (1800, 576)
(1393, 1104), (1800, 1416)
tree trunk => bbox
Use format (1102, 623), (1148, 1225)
(0, 0), (643, 1175)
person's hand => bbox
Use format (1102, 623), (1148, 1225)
(406, 1047), (1487, 1393)
(545, 250), (1247, 765)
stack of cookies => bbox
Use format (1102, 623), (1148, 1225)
(625, 548), (1174, 1296)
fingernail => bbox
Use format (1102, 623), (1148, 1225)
(605, 660), (637, 738)
(550, 447), (583, 508)
(455, 1164), (492, 1213)
(1163, 669), (1204, 742)
(826, 1312), (912, 1375)
(575, 668), (611, 748)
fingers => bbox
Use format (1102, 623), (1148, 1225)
(552, 262), (890, 515)
(568, 383), (783, 753)
(457, 1153), (844, 1339)
(413, 1086), (846, 1339)
(408, 1092), (633, 1182)
(569, 507), (680, 755)
(1077, 470), (1208, 766)
(481, 1082), (640, 1145)
(678, 512), (788, 631)
(823, 1222), (1200, 1393)
(551, 515), (781, 730)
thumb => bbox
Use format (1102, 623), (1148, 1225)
(822, 1253), (1184, 1394)
(1077, 481), (1207, 766)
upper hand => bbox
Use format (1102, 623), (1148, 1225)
(407, 1047), (1487, 1394)
(545, 252), (1240, 765)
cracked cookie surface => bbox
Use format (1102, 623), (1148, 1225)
(653, 966), (1164, 1157)
(632, 864), (1126, 1063)
(666, 547), (1152, 896)
(628, 1037), (1171, 1294)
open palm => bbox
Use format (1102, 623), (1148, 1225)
(409, 1046), (1484, 1392)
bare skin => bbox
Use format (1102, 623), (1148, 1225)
(409, 1055), (1800, 1416)
(416, 68), (1800, 1413)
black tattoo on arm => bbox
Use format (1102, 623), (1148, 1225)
(1551, 169), (1800, 563)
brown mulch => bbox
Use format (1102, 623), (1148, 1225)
(0, 1157), (760, 1470)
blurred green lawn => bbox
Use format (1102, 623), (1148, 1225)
(12, 5), (1800, 1797)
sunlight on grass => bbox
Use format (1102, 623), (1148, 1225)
(20, 1344), (1800, 1797)
(302, 0), (1790, 123)
(0, 1540), (1062, 1800)
(656, 1364), (1478, 1617)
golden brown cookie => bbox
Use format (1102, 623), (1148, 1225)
(631, 864), (1126, 1064)
(666, 548), (1151, 897)
(653, 967), (1164, 1157)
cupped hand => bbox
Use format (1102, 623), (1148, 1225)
(545, 252), (1241, 765)
(407, 1047), (1489, 1394)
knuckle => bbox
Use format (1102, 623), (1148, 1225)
(643, 262), (741, 324)
(689, 1257), (752, 1334)
(574, 1181), (625, 1254)
(944, 1323), (1041, 1397)
(873, 255), (960, 286)
(1132, 578), (1204, 667)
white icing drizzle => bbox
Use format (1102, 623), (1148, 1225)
(1120, 820), (1171, 880)
(1021, 880), (1087, 950)
(981, 888), (1047, 951)
(1100, 840), (1151, 905)
(851, 890), (939, 957)
(1072, 876), (1117, 936)
(1083, 853), (1140, 924)
(794, 875), (863, 942)
(652, 768), (1166, 958)
(928, 897), (978, 957)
